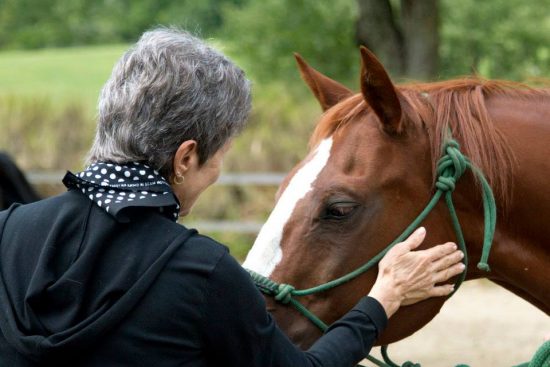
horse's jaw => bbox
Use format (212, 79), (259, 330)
(376, 297), (447, 345)
(265, 297), (324, 349)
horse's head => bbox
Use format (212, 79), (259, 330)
(243, 48), (460, 347)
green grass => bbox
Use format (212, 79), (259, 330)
(0, 44), (129, 111)
(0, 43), (131, 170)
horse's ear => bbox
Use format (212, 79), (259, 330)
(359, 46), (403, 134)
(294, 53), (353, 111)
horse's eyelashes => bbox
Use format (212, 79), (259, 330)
(322, 202), (359, 220)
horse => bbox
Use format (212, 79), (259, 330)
(0, 152), (40, 210)
(243, 46), (550, 349)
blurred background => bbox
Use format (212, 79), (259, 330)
(0, 0), (549, 364)
(1, 0), (549, 259)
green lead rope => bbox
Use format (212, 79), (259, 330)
(246, 137), (542, 366)
(515, 341), (550, 367)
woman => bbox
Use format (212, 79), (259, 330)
(0, 28), (464, 366)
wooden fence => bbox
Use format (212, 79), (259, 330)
(27, 170), (285, 234)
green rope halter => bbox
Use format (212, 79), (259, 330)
(246, 135), (498, 366)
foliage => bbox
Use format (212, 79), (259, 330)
(219, 0), (550, 84)
(440, 0), (550, 80)
(0, 0), (245, 49)
(2, 0), (549, 82)
(220, 0), (358, 85)
(0, 95), (91, 171)
(225, 82), (320, 172)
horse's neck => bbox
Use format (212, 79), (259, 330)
(459, 94), (550, 313)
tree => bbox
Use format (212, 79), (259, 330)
(440, 0), (550, 81)
(356, 0), (439, 80)
(220, 0), (357, 84)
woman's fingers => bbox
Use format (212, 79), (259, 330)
(423, 241), (458, 261)
(433, 262), (466, 284)
(402, 283), (455, 305)
(429, 284), (455, 297)
(432, 249), (464, 272)
(390, 227), (427, 256)
(374, 228), (468, 311)
(380, 227), (427, 267)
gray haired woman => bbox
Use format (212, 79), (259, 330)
(0, 28), (463, 366)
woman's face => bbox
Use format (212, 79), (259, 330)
(171, 140), (232, 217)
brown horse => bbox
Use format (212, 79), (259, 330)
(243, 47), (550, 348)
(0, 152), (40, 210)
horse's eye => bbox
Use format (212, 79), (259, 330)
(323, 202), (359, 220)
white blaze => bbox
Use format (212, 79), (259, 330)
(243, 138), (333, 277)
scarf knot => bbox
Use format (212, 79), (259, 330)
(63, 162), (179, 222)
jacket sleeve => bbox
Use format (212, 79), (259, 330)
(201, 251), (387, 367)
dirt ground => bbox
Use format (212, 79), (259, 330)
(361, 279), (549, 367)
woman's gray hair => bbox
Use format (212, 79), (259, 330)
(87, 28), (251, 178)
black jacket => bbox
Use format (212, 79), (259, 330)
(0, 189), (387, 366)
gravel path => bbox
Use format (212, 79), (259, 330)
(363, 279), (549, 366)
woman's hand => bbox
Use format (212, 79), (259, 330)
(368, 227), (465, 318)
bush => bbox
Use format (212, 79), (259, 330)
(0, 95), (93, 170)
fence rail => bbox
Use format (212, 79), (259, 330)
(185, 220), (265, 233)
(27, 170), (286, 186)
(27, 170), (283, 234)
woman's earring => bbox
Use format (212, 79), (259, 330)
(174, 172), (185, 185)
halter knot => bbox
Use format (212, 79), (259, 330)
(275, 284), (295, 304)
(436, 138), (469, 192)
(435, 176), (456, 192)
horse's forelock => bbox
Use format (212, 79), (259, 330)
(309, 94), (366, 149)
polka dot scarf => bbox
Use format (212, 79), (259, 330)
(63, 162), (180, 222)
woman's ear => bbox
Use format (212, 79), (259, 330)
(172, 140), (198, 179)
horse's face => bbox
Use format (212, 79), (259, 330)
(244, 48), (457, 348)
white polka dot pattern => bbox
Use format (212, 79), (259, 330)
(63, 162), (180, 222)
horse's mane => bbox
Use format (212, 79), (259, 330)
(310, 78), (550, 207)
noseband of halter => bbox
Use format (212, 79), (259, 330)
(246, 134), (497, 365)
